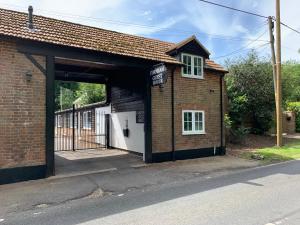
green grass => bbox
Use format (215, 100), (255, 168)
(243, 140), (300, 164)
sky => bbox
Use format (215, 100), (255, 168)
(0, 0), (299, 65)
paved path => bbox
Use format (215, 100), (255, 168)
(285, 133), (300, 139)
(1, 160), (300, 225)
(0, 156), (258, 217)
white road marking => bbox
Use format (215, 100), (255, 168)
(0, 219), (4, 222)
(117, 194), (124, 197)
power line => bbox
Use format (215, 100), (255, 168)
(212, 43), (269, 60)
(198, 0), (300, 37)
(198, 0), (268, 19)
(0, 2), (269, 43)
(280, 22), (300, 35)
(212, 30), (269, 60)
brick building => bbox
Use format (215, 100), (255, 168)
(0, 7), (227, 184)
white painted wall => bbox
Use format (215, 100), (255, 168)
(110, 111), (145, 155)
(95, 105), (145, 155)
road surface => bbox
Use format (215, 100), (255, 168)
(1, 160), (300, 225)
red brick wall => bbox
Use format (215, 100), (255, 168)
(151, 66), (225, 153)
(0, 40), (46, 168)
(151, 70), (173, 153)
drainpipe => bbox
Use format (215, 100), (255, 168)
(220, 74), (224, 155)
(171, 67), (176, 161)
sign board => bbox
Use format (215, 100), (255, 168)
(150, 63), (167, 87)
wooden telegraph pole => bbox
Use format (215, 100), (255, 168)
(275, 0), (283, 146)
(268, 16), (277, 94)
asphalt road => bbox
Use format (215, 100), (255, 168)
(2, 160), (300, 225)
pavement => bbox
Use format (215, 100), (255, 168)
(1, 159), (300, 225)
(0, 154), (259, 218)
(55, 149), (143, 178)
(285, 133), (300, 139)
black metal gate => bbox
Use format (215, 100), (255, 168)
(54, 105), (109, 151)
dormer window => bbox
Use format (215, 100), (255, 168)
(181, 53), (204, 79)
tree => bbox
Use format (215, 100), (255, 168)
(55, 81), (79, 111)
(282, 61), (300, 104)
(55, 81), (106, 111)
(75, 83), (106, 106)
(225, 50), (275, 134)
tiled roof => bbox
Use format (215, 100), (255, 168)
(0, 8), (226, 72)
(205, 60), (228, 73)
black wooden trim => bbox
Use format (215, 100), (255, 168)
(152, 147), (224, 163)
(24, 53), (47, 75)
(220, 75), (226, 155)
(46, 56), (55, 176)
(0, 165), (46, 185)
(171, 68), (176, 161)
(105, 114), (111, 149)
(15, 38), (157, 69)
(144, 72), (152, 163)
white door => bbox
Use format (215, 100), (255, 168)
(95, 106), (111, 145)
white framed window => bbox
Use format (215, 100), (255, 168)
(83, 111), (92, 129)
(69, 113), (73, 128)
(57, 115), (62, 128)
(181, 53), (204, 79)
(182, 110), (205, 135)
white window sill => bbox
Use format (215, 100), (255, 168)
(182, 131), (206, 135)
(182, 74), (204, 80)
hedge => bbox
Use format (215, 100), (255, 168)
(287, 102), (300, 132)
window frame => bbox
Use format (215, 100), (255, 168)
(57, 115), (62, 128)
(181, 53), (204, 79)
(83, 111), (92, 130)
(182, 110), (205, 135)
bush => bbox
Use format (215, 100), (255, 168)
(230, 126), (250, 144)
(225, 51), (275, 134)
(287, 102), (300, 132)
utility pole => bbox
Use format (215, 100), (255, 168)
(268, 16), (277, 94)
(275, 0), (283, 146)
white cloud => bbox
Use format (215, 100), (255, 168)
(256, 0), (300, 61)
(0, 0), (184, 37)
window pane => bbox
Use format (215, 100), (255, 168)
(195, 112), (203, 122)
(184, 112), (193, 131)
(187, 65), (191, 74)
(184, 121), (192, 131)
(183, 55), (192, 75)
(195, 112), (203, 131)
(195, 121), (203, 131)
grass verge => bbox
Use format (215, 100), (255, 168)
(242, 140), (300, 164)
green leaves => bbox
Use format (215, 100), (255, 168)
(225, 51), (275, 134)
(55, 81), (106, 111)
(287, 102), (300, 132)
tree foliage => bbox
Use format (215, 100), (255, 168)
(225, 51), (275, 134)
(75, 83), (106, 106)
(282, 61), (300, 104)
(287, 102), (300, 132)
(55, 81), (106, 111)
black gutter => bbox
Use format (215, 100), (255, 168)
(171, 67), (176, 161)
(144, 71), (152, 163)
(220, 74), (225, 154)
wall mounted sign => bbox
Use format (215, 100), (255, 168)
(150, 63), (167, 87)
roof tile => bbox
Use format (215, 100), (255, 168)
(0, 8), (226, 71)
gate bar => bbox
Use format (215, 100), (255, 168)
(72, 104), (75, 151)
